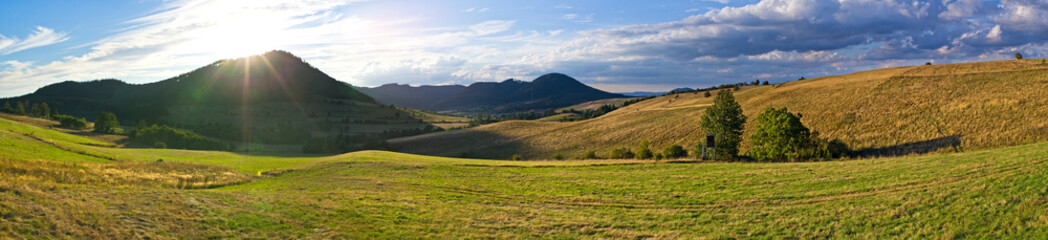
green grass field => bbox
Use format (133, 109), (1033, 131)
(3, 114), (1048, 238)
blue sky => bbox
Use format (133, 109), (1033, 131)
(1, 0), (1047, 97)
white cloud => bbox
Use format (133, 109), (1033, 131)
(0, 26), (69, 55)
(469, 20), (516, 36)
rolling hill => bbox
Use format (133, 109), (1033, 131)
(390, 58), (1048, 159)
(3, 111), (1048, 238)
(358, 73), (626, 114)
(1, 51), (468, 147)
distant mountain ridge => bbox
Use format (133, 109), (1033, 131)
(359, 73), (626, 113)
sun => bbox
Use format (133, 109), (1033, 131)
(182, 13), (291, 59)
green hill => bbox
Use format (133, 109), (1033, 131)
(3, 114), (1048, 238)
(390, 59), (1048, 159)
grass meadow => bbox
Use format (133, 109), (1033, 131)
(3, 112), (1048, 238)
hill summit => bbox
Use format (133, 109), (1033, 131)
(359, 73), (626, 113)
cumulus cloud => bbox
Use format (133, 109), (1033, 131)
(0, 26), (69, 55)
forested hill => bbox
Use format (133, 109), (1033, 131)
(3, 50), (374, 121)
(358, 73), (626, 114)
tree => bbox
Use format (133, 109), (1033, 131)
(1015, 52), (1023, 60)
(49, 107), (58, 119)
(703, 91), (712, 98)
(748, 107), (811, 161)
(1, 102), (12, 113)
(762, 81), (769, 85)
(14, 101), (26, 115)
(662, 144), (687, 159)
(700, 90), (747, 160)
(751, 79), (761, 86)
(635, 140), (653, 159)
(38, 103), (50, 118)
(925, 62), (932, 65)
(94, 111), (120, 134)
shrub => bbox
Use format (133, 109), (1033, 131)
(512, 154), (523, 160)
(654, 153), (664, 160)
(133, 124), (229, 151)
(925, 62), (932, 65)
(703, 91), (712, 98)
(608, 147), (634, 159)
(54, 114), (88, 129)
(154, 141), (167, 149)
(762, 81), (769, 85)
(1015, 52), (1023, 60)
(583, 150), (598, 159)
(700, 90), (746, 160)
(635, 140), (653, 159)
(94, 111), (120, 134)
(552, 153), (564, 160)
(662, 144), (687, 159)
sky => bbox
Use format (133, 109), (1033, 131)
(1, 0), (1047, 97)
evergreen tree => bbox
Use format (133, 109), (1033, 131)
(1, 102), (12, 113)
(94, 111), (121, 134)
(49, 107), (58, 119)
(700, 90), (747, 160)
(14, 101), (26, 115)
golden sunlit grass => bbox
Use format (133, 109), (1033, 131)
(391, 58), (1048, 159)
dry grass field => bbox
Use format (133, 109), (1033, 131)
(391, 59), (1048, 159)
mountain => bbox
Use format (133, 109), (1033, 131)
(2, 51), (459, 146)
(356, 84), (466, 109)
(389, 58), (1048, 159)
(360, 73), (626, 114)
(617, 91), (666, 97)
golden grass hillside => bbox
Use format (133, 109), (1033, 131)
(391, 59), (1048, 159)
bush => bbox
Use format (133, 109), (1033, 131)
(54, 114), (88, 129)
(1015, 52), (1023, 60)
(700, 90), (746, 160)
(654, 153), (664, 160)
(635, 140), (653, 159)
(154, 141), (167, 149)
(552, 153), (564, 160)
(133, 124), (229, 151)
(512, 154), (523, 160)
(703, 91), (712, 98)
(583, 150), (598, 159)
(662, 144), (687, 159)
(608, 147), (635, 159)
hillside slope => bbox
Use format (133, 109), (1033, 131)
(391, 59), (1048, 159)
(4, 113), (1048, 238)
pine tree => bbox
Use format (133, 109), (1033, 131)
(700, 90), (746, 160)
